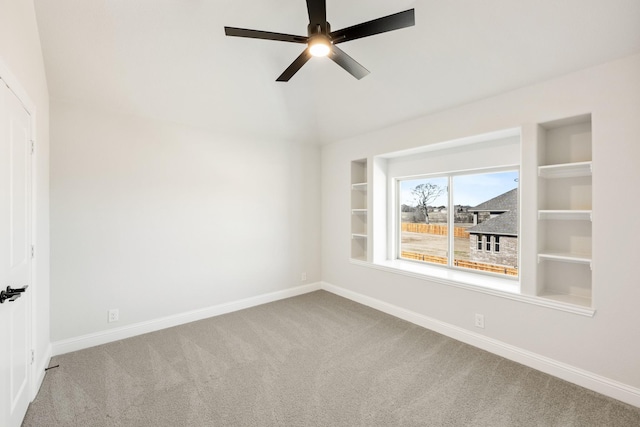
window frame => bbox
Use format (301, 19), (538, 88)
(394, 165), (519, 280)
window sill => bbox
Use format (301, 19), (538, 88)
(349, 258), (595, 317)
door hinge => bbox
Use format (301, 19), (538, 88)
(31, 350), (35, 365)
(30, 140), (35, 155)
(31, 245), (35, 259)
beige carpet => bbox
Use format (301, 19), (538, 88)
(23, 290), (640, 426)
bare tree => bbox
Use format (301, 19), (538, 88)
(412, 183), (444, 224)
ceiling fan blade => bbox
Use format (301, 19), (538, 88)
(306, 0), (327, 25)
(225, 27), (308, 43)
(330, 9), (415, 44)
(328, 45), (370, 80)
(276, 50), (313, 82)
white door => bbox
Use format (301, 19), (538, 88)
(0, 79), (32, 427)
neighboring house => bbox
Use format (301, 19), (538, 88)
(467, 189), (518, 267)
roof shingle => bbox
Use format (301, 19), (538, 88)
(468, 188), (517, 212)
(467, 209), (518, 236)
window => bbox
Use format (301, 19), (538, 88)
(398, 169), (518, 277)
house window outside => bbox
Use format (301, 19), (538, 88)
(399, 170), (518, 277)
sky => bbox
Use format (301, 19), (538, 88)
(400, 170), (519, 208)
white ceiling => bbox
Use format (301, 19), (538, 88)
(34, 0), (640, 144)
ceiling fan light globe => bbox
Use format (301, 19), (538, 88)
(309, 41), (331, 57)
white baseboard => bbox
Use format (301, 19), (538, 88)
(52, 282), (321, 356)
(320, 281), (640, 409)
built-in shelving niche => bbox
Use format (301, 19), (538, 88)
(351, 159), (368, 261)
(536, 114), (592, 307)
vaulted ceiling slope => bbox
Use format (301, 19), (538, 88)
(34, 0), (640, 145)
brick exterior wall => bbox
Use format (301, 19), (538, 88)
(469, 234), (518, 267)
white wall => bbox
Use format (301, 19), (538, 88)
(322, 54), (640, 393)
(0, 0), (51, 381)
(50, 100), (320, 341)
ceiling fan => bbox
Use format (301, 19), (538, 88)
(224, 0), (415, 82)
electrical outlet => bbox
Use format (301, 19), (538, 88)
(301, 272), (307, 282)
(108, 309), (119, 323)
(474, 313), (485, 329)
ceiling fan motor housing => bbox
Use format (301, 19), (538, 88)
(308, 21), (332, 57)
(308, 21), (330, 37)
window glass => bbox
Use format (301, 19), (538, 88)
(453, 171), (518, 276)
(399, 177), (448, 264)
(397, 170), (518, 277)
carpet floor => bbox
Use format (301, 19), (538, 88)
(23, 290), (640, 426)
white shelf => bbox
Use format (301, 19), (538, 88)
(538, 252), (592, 267)
(538, 161), (592, 178)
(351, 233), (368, 239)
(351, 209), (367, 214)
(351, 182), (367, 190)
(537, 292), (592, 308)
(538, 210), (592, 221)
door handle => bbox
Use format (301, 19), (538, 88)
(0, 285), (28, 304)
(0, 291), (21, 303)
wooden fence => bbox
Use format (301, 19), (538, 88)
(400, 251), (518, 276)
(453, 259), (518, 276)
(400, 251), (447, 265)
(401, 223), (470, 238)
